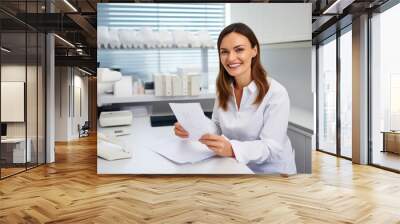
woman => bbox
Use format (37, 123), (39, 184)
(174, 23), (296, 175)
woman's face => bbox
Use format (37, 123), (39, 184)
(219, 32), (257, 80)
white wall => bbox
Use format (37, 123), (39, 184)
(261, 42), (313, 113)
(55, 66), (71, 141)
(229, 3), (312, 44)
(72, 74), (89, 138)
(229, 3), (313, 132)
(260, 42), (313, 134)
(74, 74), (89, 123)
(55, 67), (89, 141)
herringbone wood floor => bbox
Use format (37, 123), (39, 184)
(1, 134), (400, 224)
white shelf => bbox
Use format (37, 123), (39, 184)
(99, 92), (216, 106)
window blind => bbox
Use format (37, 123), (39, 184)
(97, 3), (226, 90)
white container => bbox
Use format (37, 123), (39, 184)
(141, 27), (156, 48)
(181, 74), (189, 96)
(171, 75), (183, 96)
(97, 68), (122, 83)
(172, 30), (189, 48)
(98, 83), (114, 94)
(97, 26), (109, 48)
(132, 81), (139, 95)
(159, 30), (173, 48)
(99, 111), (133, 127)
(187, 31), (201, 48)
(114, 76), (132, 97)
(119, 29), (136, 48)
(154, 74), (164, 96)
(108, 28), (121, 49)
(188, 74), (201, 96)
(198, 30), (214, 48)
(164, 75), (172, 96)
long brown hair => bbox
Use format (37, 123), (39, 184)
(216, 23), (269, 110)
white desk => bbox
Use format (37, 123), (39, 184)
(1, 138), (31, 163)
(97, 117), (253, 174)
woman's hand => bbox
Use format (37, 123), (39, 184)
(199, 134), (234, 157)
(174, 122), (189, 138)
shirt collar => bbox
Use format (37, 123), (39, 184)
(246, 81), (257, 94)
(230, 80), (257, 94)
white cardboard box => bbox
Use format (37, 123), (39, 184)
(189, 74), (201, 96)
(172, 75), (183, 96)
(164, 75), (172, 96)
(154, 74), (164, 96)
(181, 75), (189, 96)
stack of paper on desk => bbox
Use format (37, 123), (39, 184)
(169, 102), (214, 141)
(148, 137), (215, 164)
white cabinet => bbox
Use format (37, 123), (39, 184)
(1, 138), (32, 163)
(288, 123), (312, 173)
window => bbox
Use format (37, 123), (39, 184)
(389, 74), (400, 130)
(317, 22), (354, 159)
(97, 3), (226, 91)
(339, 28), (352, 158)
(318, 36), (337, 155)
(0, 1), (46, 179)
(370, 2), (400, 171)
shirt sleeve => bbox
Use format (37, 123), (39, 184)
(229, 89), (290, 164)
(209, 98), (222, 135)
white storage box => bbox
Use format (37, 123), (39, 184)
(114, 76), (133, 97)
(98, 68), (122, 82)
(172, 75), (183, 96)
(154, 73), (164, 96)
(99, 111), (133, 127)
(188, 74), (201, 96)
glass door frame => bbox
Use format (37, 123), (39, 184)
(316, 24), (353, 161)
(0, 2), (48, 180)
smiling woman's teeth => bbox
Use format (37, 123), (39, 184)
(229, 64), (240, 68)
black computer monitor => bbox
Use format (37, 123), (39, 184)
(1, 123), (7, 137)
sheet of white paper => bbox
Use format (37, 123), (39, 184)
(169, 103), (213, 141)
(147, 137), (215, 164)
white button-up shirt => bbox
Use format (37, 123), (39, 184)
(211, 77), (297, 174)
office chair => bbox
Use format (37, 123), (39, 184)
(79, 121), (90, 138)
